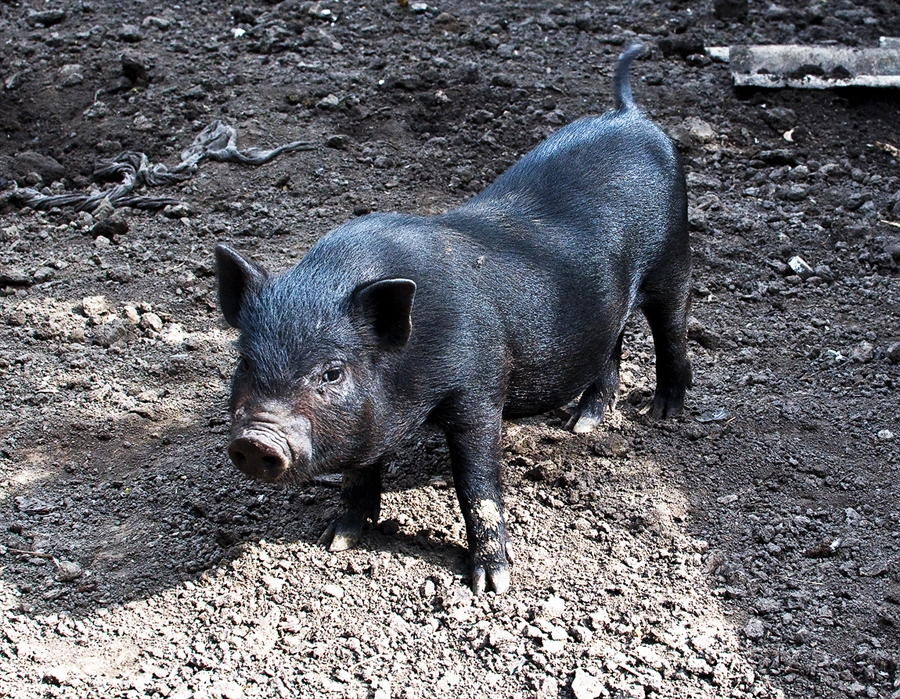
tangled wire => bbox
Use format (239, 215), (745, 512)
(5, 120), (317, 213)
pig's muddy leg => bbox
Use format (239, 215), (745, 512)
(642, 292), (692, 419)
(571, 330), (625, 433)
(317, 463), (382, 552)
(445, 414), (513, 595)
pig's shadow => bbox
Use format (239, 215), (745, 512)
(283, 425), (474, 576)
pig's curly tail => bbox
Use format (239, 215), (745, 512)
(613, 42), (645, 112)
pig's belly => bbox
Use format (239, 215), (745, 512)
(500, 330), (616, 418)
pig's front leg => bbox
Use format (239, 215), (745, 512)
(317, 463), (382, 552)
(445, 416), (513, 595)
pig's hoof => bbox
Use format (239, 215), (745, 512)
(472, 562), (510, 595)
(317, 518), (365, 552)
(572, 412), (604, 434)
(650, 387), (686, 419)
(471, 542), (515, 595)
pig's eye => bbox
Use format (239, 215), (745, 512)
(322, 367), (343, 384)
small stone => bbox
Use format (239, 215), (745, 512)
(814, 264), (834, 282)
(538, 595), (565, 619)
(161, 323), (188, 345)
(15, 496), (54, 515)
(211, 680), (245, 699)
(684, 117), (716, 143)
(90, 216), (128, 238)
(537, 676), (559, 699)
(55, 560), (83, 582)
(850, 341), (874, 364)
(714, 0), (748, 21)
(744, 617), (765, 640)
(787, 255), (815, 279)
(26, 9), (66, 27)
(140, 312), (164, 333)
(571, 668), (603, 699)
(107, 264), (133, 283)
(877, 429), (894, 441)
(142, 16), (172, 31)
(94, 235), (112, 249)
(0, 266), (33, 287)
(123, 305), (141, 325)
(542, 638), (565, 654)
(380, 519), (400, 535)
(322, 584), (344, 599)
(885, 342), (900, 364)
(325, 134), (351, 150)
(32, 267), (54, 283)
(118, 24), (143, 42)
(262, 575), (285, 594)
(488, 627), (517, 652)
(162, 203), (190, 219)
(12, 151), (66, 183)
(57, 64), (84, 88)
(82, 295), (109, 321)
(93, 318), (128, 347)
(569, 625), (593, 643)
(570, 518), (591, 532)
(317, 94), (341, 110)
(42, 666), (70, 685)
(523, 461), (556, 482)
(121, 54), (148, 84)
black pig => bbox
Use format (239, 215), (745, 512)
(215, 44), (691, 594)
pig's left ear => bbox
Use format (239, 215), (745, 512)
(215, 244), (267, 329)
(352, 278), (417, 348)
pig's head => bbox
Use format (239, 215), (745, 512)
(214, 243), (416, 483)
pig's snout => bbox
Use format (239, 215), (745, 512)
(227, 407), (313, 481)
(228, 435), (290, 481)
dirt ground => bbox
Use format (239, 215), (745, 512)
(1, 0), (899, 697)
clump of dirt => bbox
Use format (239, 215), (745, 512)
(1, 1), (899, 698)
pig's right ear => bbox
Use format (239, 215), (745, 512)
(352, 278), (417, 349)
(215, 244), (267, 328)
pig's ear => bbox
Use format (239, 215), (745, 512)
(215, 244), (267, 328)
(352, 278), (417, 348)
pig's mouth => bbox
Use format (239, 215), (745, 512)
(227, 412), (314, 483)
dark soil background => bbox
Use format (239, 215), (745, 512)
(1, 1), (899, 698)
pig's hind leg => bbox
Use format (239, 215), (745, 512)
(317, 463), (382, 552)
(641, 279), (693, 418)
(571, 330), (625, 433)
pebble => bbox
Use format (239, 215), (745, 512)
(322, 584), (344, 599)
(571, 668), (603, 699)
(0, 266), (34, 287)
(140, 312), (164, 333)
(26, 9), (66, 27)
(262, 575), (285, 594)
(538, 595), (565, 619)
(886, 342), (900, 364)
(542, 638), (565, 653)
(107, 264), (133, 283)
(118, 24), (143, 42)
(787, 255), (815, 280)
(82, 295), (109, 321)
(744, 618), (765, 640)
(55, 560), (83, 582)
(90, 216), (128, 238)
(211, 680), (245, 699)
(58, 64), (84, 88)
(93, 318), (128, 347)
(850, 341), (874, 364)
(488, 627), (517, 652)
